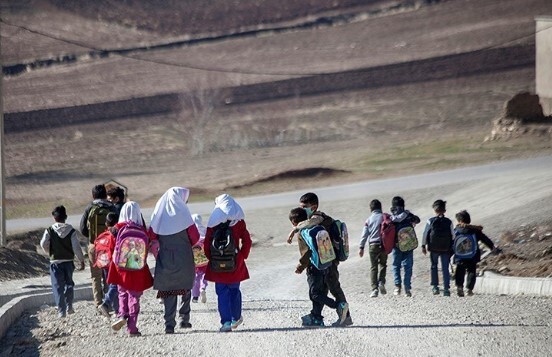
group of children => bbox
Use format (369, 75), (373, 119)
(41, 184), (251, 335)
(40, 184), (498, 334)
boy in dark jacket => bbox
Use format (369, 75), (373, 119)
(287, 192), (352, 326)
(453, 210), (497, 296)
(289, 207), (337, 328)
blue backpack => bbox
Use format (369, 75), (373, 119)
(453, 230), (477, 259)
(301, 226), (336, 270)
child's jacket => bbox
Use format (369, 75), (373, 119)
(454, 223), (495, 263)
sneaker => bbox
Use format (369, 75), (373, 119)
(457, 287), (465, 297)
(192, 297), (199, 303)
(301, 314), (313, 326)
(332, 314), (353, 327)
(336, 302), (349, 325)
(67, 306), (75, 315)
(58, 312), (66, 318)
(112, 317), (127, 331)
(379, 283), (387, 295)
(404, 290), (412, 297)
(165, 327), (174, 334)
(393, 286), (401, 296)
(179, 321), (192, 329)
(200, 290), (207, 303)
(370, 289), (379, 298)
(220, 321), (232, 332)
(443, 289), (451, 297)
(467, 290), (474, 296)
(129, 331), (142, 337)
(432, 286), (440, 295)
(231, 316), (243, 330)
(97, 303), (111, 318)
(304, 318), (324, 328)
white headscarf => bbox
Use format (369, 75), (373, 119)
(119, 201), (142, 225)
(192, 213), (206, 238)
(149, 187), (194, 235)
(206, 194), (245, 228)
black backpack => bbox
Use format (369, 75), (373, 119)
(210, 221), (237, 272)
(428, 216), (453, 252)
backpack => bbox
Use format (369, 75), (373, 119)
(87, 204), (111, 244)
(396, 219), (418, 252)
(210, 221), (237, 273)
(192, 242), (209, 268)
(453, 230), (477, 259)
(428, 216), (453, 252)
(301, 225), (336, 270)
(327, 220), (349, 262)
(380, 213), (396, 254)
(112, 222), (149, 271)
(94, 230), (113, 268)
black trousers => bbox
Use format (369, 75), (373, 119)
(326, 261), (347, 303)
(455, 260), (477, 290)
(307, 266), (336, 320)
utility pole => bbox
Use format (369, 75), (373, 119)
(0, 34), (6, 246)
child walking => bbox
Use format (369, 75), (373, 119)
(107, 201), (153, 336)
(359, 199), (387, 298)
(150, 187), (199, 334)
(96, 212), (120, 317)
(287, 192), (351, 326)
(204, 194), (252, 332)
(421, 199), (455, 296)
(453, 210), (498, 297)
(192, 214), (208, 303)
(389, 196), (420, 297)
(40, 206), (85, 318)
(289, 207), (338, 327)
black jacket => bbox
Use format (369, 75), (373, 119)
(454, 224), (495, 263)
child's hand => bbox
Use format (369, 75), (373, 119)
(287, 229), (296, 244)
(359, 249), (364, 258)
(421, 246), (427, 255)
(77, 261), (85, 271)
(295, 268), (302, 274)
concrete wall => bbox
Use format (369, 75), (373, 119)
(536, 16), (552, 115)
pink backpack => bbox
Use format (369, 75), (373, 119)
(113, 222), (149, 271)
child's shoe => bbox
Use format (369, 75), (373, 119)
(112, 317), (127, 331)
(457, 287), (465, 297)
(219, 321), (232, 332)
(192, 297), (199, 303)
(231, 316), (243, 330)
(370, 289), (379, 298)
(443, 289), (451, 297)
(467, 289), (474, 296)
(303, 317), (324, 328)
(432, 286), (440, 295)
(66, 306), (75, 315)
(129, 331), (142, 337)
(179, 321), (192, 329)
(332, 314), (353, 327)
(200, 290), (207, 303)
(301, 314), (313, 326)
(165, 327), (174, 334)
(379, 283), (387, 295)
(57, 311), (66, 318)
(336, 302), (349, 325)
(393, 285), (401, 296)
(404, 289), (412, 297)
(97, 303), (111, 318)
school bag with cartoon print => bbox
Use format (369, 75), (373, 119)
(113, 222), (149, 271)
(395, 219), (418, 252)
(193, 242), (209, 268)
(301, 225), (336, 270)
(327, 219), (349, 262)
(210, 221), (237, 272)
(381, 213), (396, 254)
(453, 229), (477, 259)
(93, 230), (113, 268)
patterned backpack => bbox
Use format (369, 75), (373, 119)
(301, 226), (336, 270)
(113, 222), (149, 271)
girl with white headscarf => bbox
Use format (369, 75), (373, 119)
(204, 194), (252, 332)
(106, 201), (153, 336)
(150, 187), (200, 334)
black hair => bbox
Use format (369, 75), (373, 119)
(105, 212), (119, 227)
(455, 210), (471, 224)
(52, 205), (67, 221)
(391, 196), (405, 208)
(370, 199), (382, 211)
(299, 192), (318, 206)
(92, 184), (107, 199)
(432, 199), (447, 213)
(107, 186), (125, 201)
(289, 207), (308, 225)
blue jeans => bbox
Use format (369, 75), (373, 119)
(430, 252), (451, 289)
(392, 248), (413, 290)
(49, 261), (75, 314)
(102, 269), (119, 312)
(215, 283), (242, 324)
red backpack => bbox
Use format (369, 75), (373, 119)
(94, 230), (113, 268)
(380, 213), (396, 254)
